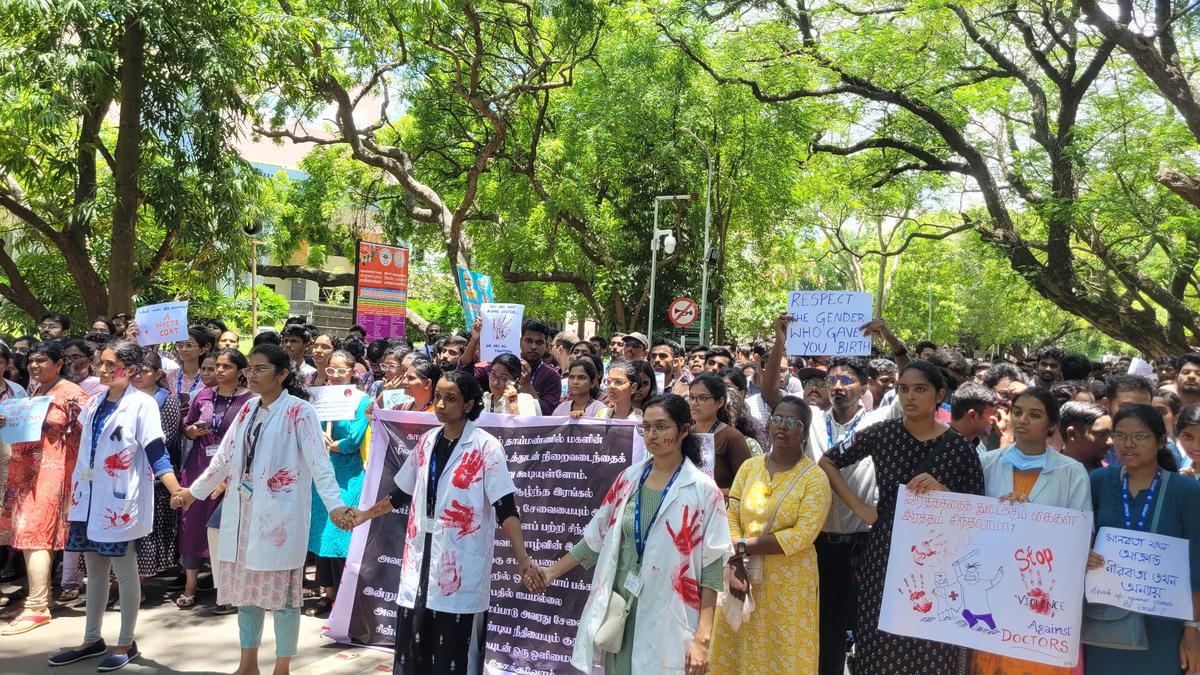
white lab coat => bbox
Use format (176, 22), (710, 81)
(979, 446), (1091, 511)
(570, 457), (731, 674)
(189, 391), (344, 571)
(68, 387), (165, 543)
(394, 421), (517, 614)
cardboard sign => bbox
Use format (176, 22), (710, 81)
(0, 396), (52, 444)
(380, 389), (415, 410)
(309, 385), (363, 422)
(134, 301), (189, 346)
(480, 303), (524, 362)
(785, 291), (872, 356)
(1086, 526), (1193, 620)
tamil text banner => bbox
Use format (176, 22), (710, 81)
(354, 242), (409, 341)
(879, 486), (1093, 668)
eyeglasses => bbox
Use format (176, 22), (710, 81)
(690, 394), (715, 405)
(769, 415), (804, 428)
(826, 374), (856, 386)
(803, 379), (828, 389)
(488, 371), (513, 383)
(1112, 432), (1156, 444)
(247, 365), (276, 376)
(325, 367), (352, 376)
(380, 363), (399, 372)
(636, 424), (674, 437)
(65, 353), (90, 361)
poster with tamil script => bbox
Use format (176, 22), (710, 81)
(1086, 526), (1193, 620)
(326, 411), (638, 674)
(0, 396), (52, 444)
(354, 241), (409, 341)
(879, 487), (1093, 668)
(785, 291), (872, 355)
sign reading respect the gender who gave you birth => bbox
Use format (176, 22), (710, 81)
(785, 291), (873, 356)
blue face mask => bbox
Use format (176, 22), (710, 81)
(1002, 445), (1048, 471)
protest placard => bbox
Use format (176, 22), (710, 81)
(784, 291), (872, 356)
(457, 267), (495, 329)
(480, 303), (524, 362)
(309, 385), (363, 422)
(327, 411), (636, 674)
(0, 396), (53, 444)
(1085, 526), (1193, 620)
(379, 389), (414, 410)
(879, 486), (1092, 668)
(134, 301), (189, 346)
(695, 432), (715, 480)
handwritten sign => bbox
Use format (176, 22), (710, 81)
(1085, 526), (1192, 620)
(880, 486), (1092, 668)
(309, 386), (363, 422)
(785, 291), (872, 356)
(480, 303), (524, 362)
(134, 301), (189, 346)
(380, 389), (415, 410)
(0, 396), (52, 444)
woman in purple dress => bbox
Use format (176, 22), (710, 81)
(177, 349), (251, 608)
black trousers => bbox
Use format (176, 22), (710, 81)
(316, 555), (346, 590)
(816, 532), (867, 675)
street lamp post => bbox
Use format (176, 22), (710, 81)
(648, 194), (692, 339)
(681, 128), (714, 344)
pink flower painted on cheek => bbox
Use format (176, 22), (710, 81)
(437, 550), (462, 596)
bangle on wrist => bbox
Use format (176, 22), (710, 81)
(1185, 620), (1200, 630)
(892, 345), (908, 357)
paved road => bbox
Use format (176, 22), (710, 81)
(1, 575), (363, 675)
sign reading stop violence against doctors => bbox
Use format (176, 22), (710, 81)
(326, 411), (636, 674)
(785, 291), (872, 355)
(879, 487), (1092, 668)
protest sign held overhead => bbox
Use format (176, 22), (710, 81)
(133, 301), (189, 346)
(457, 267), (495, 329)
(480, 303), (524, 362)
(785, 291), (873, 355)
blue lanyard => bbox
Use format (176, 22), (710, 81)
(90, 401), (117, 462)
(178, 369), (201, 398)
(827, 408), (865, 447)
(1121, 469), (1162, 531)
(633, 460), (684, 563)
(427, 433), (460, 516)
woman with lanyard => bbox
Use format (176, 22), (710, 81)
(482, 353), (539, 415)
(553, 358), (606, 417)
(176, 349), (252, 609)
(1085, 405), (1200, 675)
(346, 369), (543, 674)
(306, 333), (337, 387)
(128, 351), (182, 586)
(689, 372), (752, 493)
(817, 360), (983, 675)
(49, 341), (182, 670)
(174, 326), (214, 410)
(710, 395), (832, 674)
(534, 393), (730, 675)
(598, 360), (643, 421)
(0, 342), (87, 636)
(306, 349), (369, 618)
(174, 343), (352, 675)
(971, 388), (1089, 675)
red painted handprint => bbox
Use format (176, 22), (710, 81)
(437, 550), (462, 595)
(601, 473), (630, 508)
(910, 533), (946, 566)
(440, 499), (481, 538)
(673, 561), (701, 610)
(666, 505), (703, 557)
(452, 450), (484, 489)
(1021, 569), (1056, 616)
(263, 522), (288, 547)
(902, 574), (933, 614)
(266, 468), (297, 494)
(103, 448), (135, 477)
(102, 507), (132, 529)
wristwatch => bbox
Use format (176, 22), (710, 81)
(892, 345), (908, 358)
(735, 538), (747, 556)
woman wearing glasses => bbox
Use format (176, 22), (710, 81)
(380, 358), (440, 413)
(178, 349), (252, 610)
(599, 360), (643, 421)
(64, 339), (106, 399)
(306, 350), (370, 617)
(689, 372), (753, 492)
(482, 353), (539, 415)
(535, 394), (731, 675)
(306, 334), (338, 387)
(710, 396), (831, 674)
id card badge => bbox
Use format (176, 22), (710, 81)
(622, 572), (644, 598)
(206, 444), (218, 457)
(421, 516), (440, 534)
(80, 468), (95, 481)
(238, 480), (254, 499)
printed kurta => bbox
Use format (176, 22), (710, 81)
(710, 455), (831, 674)
(0, 379), (89, 549)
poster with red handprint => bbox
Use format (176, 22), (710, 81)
(878, 486), (1092, 668)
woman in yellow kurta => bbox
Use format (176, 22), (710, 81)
(711, 395), (831, 674)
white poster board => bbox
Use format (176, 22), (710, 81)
(785, 291), (872, 356)
(480, 303), (524, 362)
(879, 486), (1093, 668)
(380, 389), (415, 410)
(1085, 526), (1193, 620)
(0, 396), (53, 444)
(695, 432), (715, 480)
(134, 301), (189, 346)
(309, 385), (362, 422)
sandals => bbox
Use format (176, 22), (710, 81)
(174, 594), (196, 609)
(57, 587), (82, 603)
(212, 603), (237, 615)
(1, 613), (51, 636)
(304, 597), (334, 617)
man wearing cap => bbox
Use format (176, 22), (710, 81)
(622, 332), (649, 361)
(798, 364), (831, 410)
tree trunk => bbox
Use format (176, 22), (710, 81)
(107, 15), (145, 317)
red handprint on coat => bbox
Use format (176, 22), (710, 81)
(266, 468), (297, 494)
(451, 450), (484, 489)
(666, 505), (703, 557)
(262, 522), (288, 547)
(439, 499), (481, 538)
(437, 550), (462, 596)
(673, 561), (701, 610)
(102, 507), (133, 529)
(103, 448), (135, 477)
(601, 473), (632, 527)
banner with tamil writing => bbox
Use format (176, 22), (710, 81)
(353, 241), (409, 341)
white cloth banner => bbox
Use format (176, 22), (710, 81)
(785, 291), (872, 355)
(879, 486), (1093, 668)
(480, 303), (524, 362)
(1085, 526), (1193, 620)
